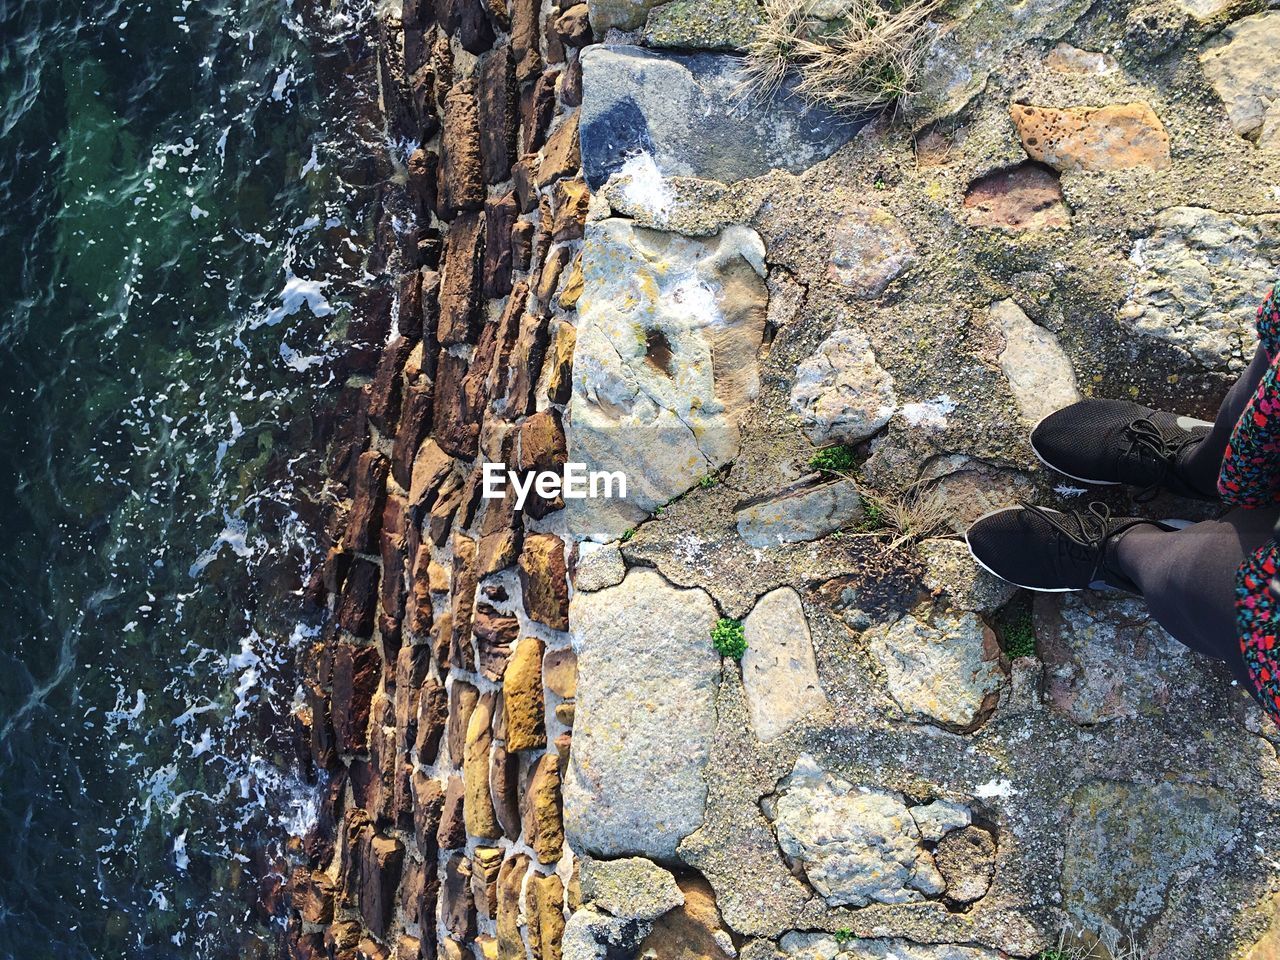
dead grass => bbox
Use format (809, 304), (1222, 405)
(860, 482), (950, 550)
(741, 0), (942, 114)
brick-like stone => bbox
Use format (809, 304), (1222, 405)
(332, 642), (381, 753)
(504, 637), (547, 751)
(439, 81), (485, 218)
(443, 854), (478, 942)
(528, 872), (566, 960)
(490, 741), (521, 838)
(538, 113), (580, 187)
(338, 558), (379, 637)
(520, 70), (559, 155)
(478, 48), (517, 185)
(360, 833), (405, 939)
(474, 604), (520, 682)
(483, 192), (519, 298)
(450, 533), (480, 672)
(438, 211), (484, 346)
(519, 533), (569, 631)
(438, 775), (467, 850)
(416, 677), (448, 765)
(523, 753), (564, 864)
(497, 854), (531, 960)
(465, 698), (503, 839)
(510, 0), (543, 81)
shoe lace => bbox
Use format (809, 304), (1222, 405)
(1022, 500), (1139, 583)
(1122, 417), (1202, 503)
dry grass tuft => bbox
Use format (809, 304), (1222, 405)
(860, 483), (950, 550)
(741, 0), (942, 114)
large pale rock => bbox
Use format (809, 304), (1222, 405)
(567, 219), (768, 540)
(1036, 591), (1188, 724)
(1062, 781), (1238, 942)
(741, 587), (828, 742)
(579, 45), (862, 188)
(1010, 102), (1171, 172)
(1118, 205), (1280, 370)
(579, 857), (684, 921)
(827, 206), (916, 298)
(864, 605), (1006, 729)
(735, 478), (863, 548)
(766, 755), (945, 908)
(573, 541), (626, 592)
(790, 328), (898, 446)
(912, 0), (1093, 124)
(564, 569), (721, 859)
(643, 0), (762, 51)
(991, 299), (1081, 424)
(1201, 12), (1280, 148)
(778, 933), (1005, 960)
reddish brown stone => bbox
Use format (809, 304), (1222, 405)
(513, 154), (541, 213)
(450, 533), (479, 672)
(342, 451), (390, 554)
(380, 529), (408, 638)
(416, 677), (449, 765)
(420, 267), (442, 347)
(519, 535), (570, 632)
(438, 81), (485, 218)
(438, 211), (484, 346)
(290, 869), (335, 925)
(429, 472), (464, 546)
(431, 609), (454, 672)
(554, 4), (592, 45)
(522, 753), (564, 864)
(358, 936), (390, 960)
(489, 741), (521, 838)
(412, 769), (445, 858)
(337, 558), (379, 637)
(407, 544), (435, 637)
(483, 192), (519, 299)
(408, 438), (455, 511)
(511, 220), (535, 272)
(520, 70), (559, 155)
(332, 642), (381, 753)
(440, 0), (495, 55)
(477, 48), (517, 185)
(510, 0), (543, 82)
(360, 832), (405, 940)
(368, 337), (415, 433)
(394, 935), (422, 960)
(432, 352), (483, 461)
(442, 855), (478, 942)
(438, 775), (468, 850)
(962, 161), (1070, 231)
(393, 386), (435, 491)
(544, 9), (566, 63)
(503, 310), (552, 421)
(538, 113), (580, 187)
(366, 721), (397, 823)
(408, 147), (440, 217)
(306, 680), (337, 771)
(515, 412), (567, 517)
(474, 605), (520, 681)
(561, 56), (582, 108)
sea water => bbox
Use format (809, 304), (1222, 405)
(0, 0), (386, 954)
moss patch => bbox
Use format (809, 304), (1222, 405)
(711, 617), (748, 659)
(994, 594), (1036, 659)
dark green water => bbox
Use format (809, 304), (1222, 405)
(0, 0), (386, 954)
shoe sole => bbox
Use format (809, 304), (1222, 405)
(1028, 410), (1213, 489)
(964, 506), (1194, 594)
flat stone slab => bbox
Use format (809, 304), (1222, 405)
(579, 45), (864, 188)
(741, 587), (828, 741)
(564, 568), (721, 860)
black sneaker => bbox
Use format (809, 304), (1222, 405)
(1030, 399), (1213, 500)
(965, 502), (1177, 593)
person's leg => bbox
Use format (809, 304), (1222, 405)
(1111, 505), (1280, 688)
(1179, 342), (1272, 495)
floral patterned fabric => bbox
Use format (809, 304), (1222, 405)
(1227, 287), (1280, 721)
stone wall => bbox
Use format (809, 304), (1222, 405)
(285, 1), (590, 957)
(287, 1), (1280, 959)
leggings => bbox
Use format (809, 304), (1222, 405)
(1112, 343), (1278, 689)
